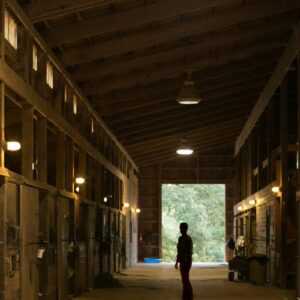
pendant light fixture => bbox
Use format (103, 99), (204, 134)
(176, 138), (194, 155)
(177, 72), (201, 105)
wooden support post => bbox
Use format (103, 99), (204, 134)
(78, 150), (86, 199)
(56, 131), (65, 189)
(36, 116), (47, 182)
(0, 82), (5, 168)
(158, 163), (162, 258)
(297, 54), (300, 297)
(267, 100), (273, 182)
(280, 76), (288, 288)
(0, 1), (5, 59)
(22, 105), (34, 179)
(94, 163), (102, 204)
(65, 138), (74, 192)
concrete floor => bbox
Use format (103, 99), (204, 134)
(75, 263), (296, 300)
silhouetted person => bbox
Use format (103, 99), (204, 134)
(175, 222), (193, 300)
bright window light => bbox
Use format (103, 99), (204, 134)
(4, 11), (18, 49)
(73, 95), (77, 114)
(64, 86), (68, 103)
(91, 118), (94, 133)
(46, 62), (54, 89)
(32, 45), (38, 71)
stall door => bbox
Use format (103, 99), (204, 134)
(56, 197), (69, 300)
(86, 206), (95, 289)
(20, 185), (39, 300)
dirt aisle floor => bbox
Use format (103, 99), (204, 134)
(75, 263), (295, 300)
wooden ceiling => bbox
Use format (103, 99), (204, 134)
(18, 0), (300, 167)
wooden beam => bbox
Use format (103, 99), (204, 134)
(120, 105), (251, 146)
(136, 135), (239, 167)
(36, 116), (47, 182)
(23, 0), (116, 23)
(22, 106), (34, 179)
(56, 131), (65, 189)
(72, 18), (294, 82)
(107, 78), (266, 127)
(235, 21), (300, 154)
(46, 0), (226, 46)
(130, 119), (246, 159)
(98, 64), (275, 117)
(280, 76), (288, 288)
(114, 93), (258, 139)
(60, 0), (300, 66)
(0, 60), (132, 181)
(91, 53), (280, 107)
(0, 82), (4, 168)
(84, 41), (284, 95)
(6, 0), (137, 172)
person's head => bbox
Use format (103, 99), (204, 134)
(180, 222), (188, 235)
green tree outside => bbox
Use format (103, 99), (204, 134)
(162, 184), (225, 262)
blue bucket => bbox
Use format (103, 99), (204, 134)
(144, 258), (162, 264)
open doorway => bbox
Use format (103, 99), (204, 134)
(162, 184), (225, 262)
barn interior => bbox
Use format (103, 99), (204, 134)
(1, 0), (300, 299)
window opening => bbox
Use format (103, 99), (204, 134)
(4, 11), (18, 49)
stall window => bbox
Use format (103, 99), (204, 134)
(32, 45), (38, 71)
(46, 62), (54, 89)
(4, 11), (18, 49)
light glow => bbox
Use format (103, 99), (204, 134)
(124, 202), (130, 208)
(249, 199), (256, 206)
(176, 148), (194, 155)
(272, 186), (280, 193)
(104, 197), (108, 203)
(6, 141), (21, 151)
(75, 177), (85, 184)
(237, 205), (243, 212)
(135, 208), (141, 214)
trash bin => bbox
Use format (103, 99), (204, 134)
(249, 254), (269, 285)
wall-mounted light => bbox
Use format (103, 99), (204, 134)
(123, 202), (130, 208)
(75, 186), (80, 193)
(6, 141), (21, 151)
(237, 205), (243, 212)
(271, 186), (280, 193)
(75, 177), (85, 184)
(248, 199), (256, 206)
(103, 197), (108, 203)
(135, 208), (141, 214)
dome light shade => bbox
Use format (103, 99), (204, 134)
(176, 138), (194, 156)
(177, 80), (201, 105)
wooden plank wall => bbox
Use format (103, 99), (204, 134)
(20, 185), (39, 300)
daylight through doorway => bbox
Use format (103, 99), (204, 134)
(162, 184), (225, 262)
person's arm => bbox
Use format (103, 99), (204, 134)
(175, 237), (180, 269)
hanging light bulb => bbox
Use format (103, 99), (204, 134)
(176, 138), (194, 155)
(176, 73), (201, 105)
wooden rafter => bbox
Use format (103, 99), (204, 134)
(83, 40), (284, 95)
(23, 0), (117, 23)
(45, 0), (226, 46)
(71, 17), (295, 82)
(60, 0), (300, 66)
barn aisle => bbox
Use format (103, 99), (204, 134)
(75, 263), (295, 300)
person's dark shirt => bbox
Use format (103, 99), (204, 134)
(177, 234), (193, 264)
